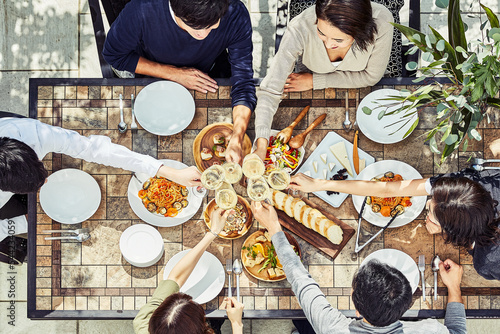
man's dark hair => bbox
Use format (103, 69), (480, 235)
(352, 260), (412, 327)
(0, 137), (48, 193)
(170, 0), (229, 29)
(315, 0), (378, 52)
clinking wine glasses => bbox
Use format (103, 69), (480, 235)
(201, 165), (225, 190)
(247, 176), (271, 202)
(242, 153), (265, 178)
(267, 168), (291, 190)
(215, 181), (238, 210)
(222, 162), (243, 184)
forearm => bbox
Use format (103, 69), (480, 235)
(444, 301), (466, 334)
(447, 286), (463, 304)
(135, 57), (178, 80)
(231, 322), (243, 334)
(231, 105), (252, 144)
(312, 178), (429, 197)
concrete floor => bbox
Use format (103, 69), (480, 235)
(1, 0), (500, 332)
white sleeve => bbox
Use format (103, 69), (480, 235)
(0, 191), (14, 210)
(0, 216), (28, 242)
(425, 178), (433, 195)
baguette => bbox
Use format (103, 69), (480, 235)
(272, 190), (343, 244)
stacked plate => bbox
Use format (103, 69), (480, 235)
(120, 224), (164, 267)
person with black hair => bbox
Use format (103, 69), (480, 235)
(133, 208), (244, 334)
(251, 201), (467, 334)
(0, 117), (201, 243)
(289, 168), (500, 281)
(103, 0), (256, 164)
(254, 0), (393, 160)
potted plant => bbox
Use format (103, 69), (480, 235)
(364, 0), (500, 162)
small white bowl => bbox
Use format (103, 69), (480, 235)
(120, 224), (164, 267)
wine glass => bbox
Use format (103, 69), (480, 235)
(215, 182), (238, 210)
(242, 153), (265, 178)
(222, 162), (243, 184)
(200, 165), (225, 190)
(247, 176), (271, 202)
(267, 168), (291, 191)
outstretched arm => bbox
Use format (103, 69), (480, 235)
(439, 259), (466, 334)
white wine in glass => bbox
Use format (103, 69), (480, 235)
(201, 165), (225, 190)
(247, 176), (270, 202)
(268, 169), (290, 190)
(222, 162), (243, 184)
(215, 182), (238, 210)
(242, 153), (265, 178)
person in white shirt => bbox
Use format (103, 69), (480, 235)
(0, 117), (201, 243)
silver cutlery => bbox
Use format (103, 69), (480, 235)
(42, 228), (89, 235)
(131, 94), (138, 133)
(226, 259), (233, 298)
(45, 233), (91, 242)
(342, 95), (352, 133)
(431, 255), (441, 300)
(418, 254), (426, 301)
(118, 94), (127, 133)
(471, 164), (500, 171)
(472, 158), (500, 165)
(233, 258), (242, 302)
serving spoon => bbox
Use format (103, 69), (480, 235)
(276, 106), (310, 144)
(288, 113), (327, 149)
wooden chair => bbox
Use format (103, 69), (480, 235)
(274, 0), (421, 82)
(89, 0), (132, 78)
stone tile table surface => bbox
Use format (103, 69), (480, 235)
(27, 78), (500, 319)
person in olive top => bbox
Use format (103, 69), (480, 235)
(133, 208), (244, 334)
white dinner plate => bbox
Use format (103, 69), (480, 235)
(134, 81), (195, 136)
(127, 159), (205, 227)
(40, 169), (101, 224)
(163, 250), (225, 304)
(296, 131), (375, 207)
(120, 224), (164, 267)
(352, 160), (426, 228)
(356, 89), (418, 144)
(360, 248), (420, 293)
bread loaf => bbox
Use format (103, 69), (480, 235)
(272, 190), (343, 245)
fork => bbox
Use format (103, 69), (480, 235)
(42, 228), (89, 235)
(418, 255), (426, 301)
(226, 259), (233, 298)
(472, 158), (500, 165)
(342, 94), (352, 132)
(131, 94), (138, 133)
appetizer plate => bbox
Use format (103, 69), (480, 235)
(127, 159), (205, 227)
(163, 250), (225, 305)
(352, 160), (426, 228)
(296, 131), (375, 207)
(203, 196), (253, 239)
(360, 248), (420, 293)
(40, 169), (101, 224)
(356, 89), (418, 144)
(120, 224), (164, 267)
(251, 129), (305, 173)
(193, 122), (252, 172)
(241, 230), (300, 282)
(134, 81), (195, 136)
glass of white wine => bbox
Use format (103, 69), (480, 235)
(222, 162), (243, 184)
(267, 168), (291, 190)
(242, 153), (265, 178)
(247, 176), (271, 202)
(201, 165), (225, 190)
(215, 182), (238, 210)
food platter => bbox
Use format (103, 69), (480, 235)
(360, 248), (420, 293)
(163, 250), (225, 304)
(296, 131), (375, 207)
(356, 89), (418, 144)
(134, 80), (195, 136)
(203, 196), (253, 239)
(40, 169), (101, 224)
(127, 159), (204, 227)
(352, 160), (426, 228)
(193, 122), (252, 172)
(241, 230), (300, 282)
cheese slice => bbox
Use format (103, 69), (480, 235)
(320, 153), (328, 164)
(304, 170), (311, 177)
(322, 169), (328, 180)
(328, 162), (336, 171)
(312, 160), (318, 173)
(359, 159), (366, 172)
(329, 142), (354, 177)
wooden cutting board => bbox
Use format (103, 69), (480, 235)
(193, 122), (252, 172)
(276, 196), (355, 260)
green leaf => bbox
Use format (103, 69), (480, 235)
(444, 134), (459, 145)
(362, 106), (372, 115)
(455, 46), (467, 53)
(436, 39), (446, 51)
(405, 61), (418, 71)
(481, 4), (500, 29)
(403, 118), (419, 139)
(412, 34), (422, 42)
(378, 109), (386, 120)
(448, 0), (468, 63)
(429, 137), (441, 154)
(469, 128), (482, 141)
(412, 76), (427, 83)
(422, 52), (435, 62)
(435, 0), (449, 9)
(436, 103), (448, 113)
(486, 97), (500, 108)
(463, 138), (468, 152)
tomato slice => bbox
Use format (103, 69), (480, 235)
(138, 189), (147, 199)
(166, 208), (178, 217)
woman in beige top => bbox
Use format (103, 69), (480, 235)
(254, 0), (394, 159)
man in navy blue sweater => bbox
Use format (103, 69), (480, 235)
(103, 0), (256, 163)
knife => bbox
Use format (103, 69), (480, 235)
(353, 130), (360, 174)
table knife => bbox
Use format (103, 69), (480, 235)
(353, 130), (360, 174)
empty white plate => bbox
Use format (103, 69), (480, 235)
(134, 81), (195, 136)
(120, 224), (164, 267)
(39, 169), (101, 224)
(163, 250), (225, 304)
(360, 248), (420, 293)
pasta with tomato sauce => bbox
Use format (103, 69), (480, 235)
(138, 177), (189, 217)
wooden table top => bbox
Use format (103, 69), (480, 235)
(27, 78), (500, 319)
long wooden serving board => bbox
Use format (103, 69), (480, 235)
(276, 195), (355, 260)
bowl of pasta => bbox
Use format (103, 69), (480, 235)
(127, 159), (204, 227)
